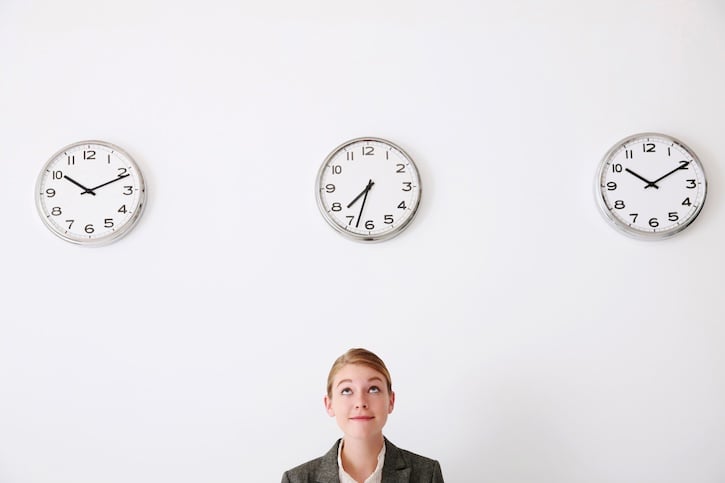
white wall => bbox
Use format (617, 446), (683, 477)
(1, 1), (724, 482)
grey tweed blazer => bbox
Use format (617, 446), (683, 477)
(281, 438), (444, 483)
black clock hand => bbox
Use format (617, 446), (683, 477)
(347, 179), (375, 209)
(81, 173), (130, 195)
(355, 181), (373, 228)
(624, 168), (659, 189)
(648, 161), (690, 188)
(63, 175), (97, 196)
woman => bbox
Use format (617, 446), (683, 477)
(281, 348), (444, 483)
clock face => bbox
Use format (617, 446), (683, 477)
(316, 137), (422, 242)
(596, 132), (707, 239)
(35, 140), (146, 246)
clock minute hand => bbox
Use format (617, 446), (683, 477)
(82, 173), (130, 194)
(354, 181), (373, 228)
(649, 161), (690, 187)
(63, 175), (97, 196)
(624, 168), (659, 189)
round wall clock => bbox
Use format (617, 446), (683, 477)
(35, 140), (147, 246)
(315, 137), (422, 242)
(595, 132), (707, 239)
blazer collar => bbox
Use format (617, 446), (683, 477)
(315, 438), (411, 483)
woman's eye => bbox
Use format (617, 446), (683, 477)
(369, 386), (380, 393)
(340, 388), (352, 395)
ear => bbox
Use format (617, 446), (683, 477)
(388, 390), (395, 414)
(324, 394), (335, 417)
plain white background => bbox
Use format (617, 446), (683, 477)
(1, 1), (724, 482)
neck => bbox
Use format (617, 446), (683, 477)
(340, 434), (384, 482)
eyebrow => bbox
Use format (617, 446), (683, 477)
(336, 376), (384, 387)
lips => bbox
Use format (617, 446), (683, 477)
(349, 416), (374, 421)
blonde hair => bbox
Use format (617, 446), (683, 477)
(326, 348), (392, 398)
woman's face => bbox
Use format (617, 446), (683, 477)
(324, 363), (395, 441)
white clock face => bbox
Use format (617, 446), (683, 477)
(596, 132), (707, 239)
(316, 137), (422, 241)
(35, 140), (146, 245)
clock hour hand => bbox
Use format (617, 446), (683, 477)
(346, 179), (375, 208)
(82, 173), (130, 195)
(624, 168), (659, 189)
(63, 175), (96, 196)
(649, 161), (690, 187)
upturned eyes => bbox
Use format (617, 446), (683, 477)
(339, 385), (381, 396)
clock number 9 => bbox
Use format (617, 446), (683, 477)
(325, 184), (335, 193)
(45, 188), (56, 198)
(606, 182), (617, 191)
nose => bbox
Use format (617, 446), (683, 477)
(355, 397), (368, 409)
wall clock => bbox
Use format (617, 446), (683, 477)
(595, 132), (707, 239)
(316, 137), (422, 242)
(35, 140), (147, 246)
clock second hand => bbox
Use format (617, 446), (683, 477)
(346, 179), (375, 228)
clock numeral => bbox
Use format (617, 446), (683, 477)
(325, 184), (335, 193)
(51, 206), (62, 216)
(629, 213), (638, 223)
(668, 212), (679, 222)
(346, 152), (354, 161)
(365, 220), (375, 230)
(624, 150), (633, 159)
(402, 182), (412, 192)
(83, 150), (96, 160)
(362, 146), (374, 156)
(331, 202), (342, 212)
(123, 185), (133, 195)
(65, 219), (74, 229)
(682, 197), (691, 206)
(397, 201), (407, 210)
(107, 154), (112, 164)
(104, 218), (114, 228)
(118, 205), (128, 213)
(331, 165), (342, 174)
(84, 224), (95, 234)
(118, 167), (128, 176)
(606, 182), (617, 191)
(668, 147), (671, 156)
(67, 155), (75, 165)
(396, 164), (406, 173)
(679, 160), (690, 169)
(685, 179), (697, 189)
(45, 188), (56, 198)
(643, 143), (655, 153)
(612, 163), (623, 173)
(648, 217), (659, 228)
(346, 216), (355, 225)
(52, 170), (63, 179)
(384, 215), (394, 225)
(385, 151), (390, 160)
(613, 200), (625, 209)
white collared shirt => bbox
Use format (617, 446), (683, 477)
(337, 440), (386, 483)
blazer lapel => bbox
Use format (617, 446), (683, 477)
(380, 438), (411, 483)
(315, 439), (342, 483)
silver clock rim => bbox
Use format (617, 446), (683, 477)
(594, 131), (707, 240)
(35, 139), (147, 247)
(315, 136), (422, 242)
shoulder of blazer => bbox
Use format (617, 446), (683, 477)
(281, 439), (341, 483)
(382, 438), (444, 483)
